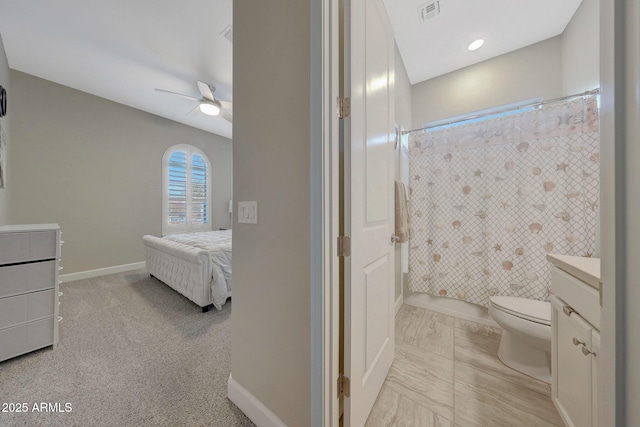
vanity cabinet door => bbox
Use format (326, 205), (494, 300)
(591, 330), (599, 426)
(551, 295), (596, 427)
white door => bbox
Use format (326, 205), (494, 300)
(343, 0), (395, 424)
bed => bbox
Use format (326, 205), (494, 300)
(142, 230), (232, 311)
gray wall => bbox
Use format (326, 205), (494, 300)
(621, 1), (640, 422)
(394, 44), (412, 131)
(394, 44), (411, 301)
(600, 0), (640, 424)
(411, 36), (564, 127)
(232, 0), (311, 425)
(563, 0), (601, 256)
(0, 34), (10, 225)
(562, 0), (600, 95)
(9, 71), (232, 274)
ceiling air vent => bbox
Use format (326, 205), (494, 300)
(418, 1), (440, 22)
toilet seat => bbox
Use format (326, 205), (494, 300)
(490, 296), (551, 326)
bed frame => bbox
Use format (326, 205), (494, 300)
(143, 235), (216, 312)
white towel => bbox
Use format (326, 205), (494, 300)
(395, 181), (410, 243)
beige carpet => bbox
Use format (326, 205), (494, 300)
(0, 270), (254, 427)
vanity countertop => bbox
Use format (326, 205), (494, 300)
(547, 254), (601, 290)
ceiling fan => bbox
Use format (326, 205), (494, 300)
(155, 81), (232, 123)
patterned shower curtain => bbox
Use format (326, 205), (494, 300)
(407, 95), (600, 307)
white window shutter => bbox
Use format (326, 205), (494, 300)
(191, 153), (208, 226)
(162, 145), (212, 235)
(168, 150), (188, 226)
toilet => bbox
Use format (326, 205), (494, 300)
(488, 296), (552, 384)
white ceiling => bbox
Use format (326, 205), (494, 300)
(0, 0), (582, 139)
(383, 0), (583, 84)
(0, 0), (234, 138)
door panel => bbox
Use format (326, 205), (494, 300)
(551, 295), (594, 427)
(364, 26), (391, 223)
(344, 0), (395, 424)
(364, 254), (390, 372)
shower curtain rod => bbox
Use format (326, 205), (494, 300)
(402, 88), (600, 135)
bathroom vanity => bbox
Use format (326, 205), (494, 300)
(547, 254), (601, 427)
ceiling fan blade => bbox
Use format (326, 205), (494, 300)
(219, 100), (232, 110)
(186, 104), (201, 116)
(219, 108), (233, 123)
(155, 88), (200, 102)
(197, 80), (215, 101)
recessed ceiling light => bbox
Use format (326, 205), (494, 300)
(468, 39), (484, 51)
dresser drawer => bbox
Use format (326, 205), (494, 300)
(26, 317), (54, 351)
(0, 231), (57, 265)
(28, 289), (56, 322)
(0, 289), (55, 330)
(0, 323), (27, 361)
(0, 261), (56, 298)
(551, 266), (600, 329)
(0, 317), (54, 362)
(0, 294), (27, 329)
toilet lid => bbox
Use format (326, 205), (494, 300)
(490, 296), (551, 326)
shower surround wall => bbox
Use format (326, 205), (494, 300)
(407, 96), (600, 308)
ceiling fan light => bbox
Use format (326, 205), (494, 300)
(199, 102), (220, 116)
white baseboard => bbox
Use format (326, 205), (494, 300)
(395, 294), (403, 316)
(228, 374), (286, 427)
(59, 262), (146, 283)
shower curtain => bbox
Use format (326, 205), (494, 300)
(407, 95), (600, 307)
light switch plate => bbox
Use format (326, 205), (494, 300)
(238, 201), (258, 224)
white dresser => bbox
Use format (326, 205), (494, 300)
(0, 224), (61, 362)
(547, 254), (601, 427)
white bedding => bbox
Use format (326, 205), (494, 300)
(163, 230), (232, 310)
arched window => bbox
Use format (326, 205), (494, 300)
(162, 144), (212, 235)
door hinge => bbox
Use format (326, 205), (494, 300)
(337, 97), (350, 119)
(338, 373), (351, 398)
(337, 235), (351, 257)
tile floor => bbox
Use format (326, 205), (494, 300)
(365, 304), (564, 427)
